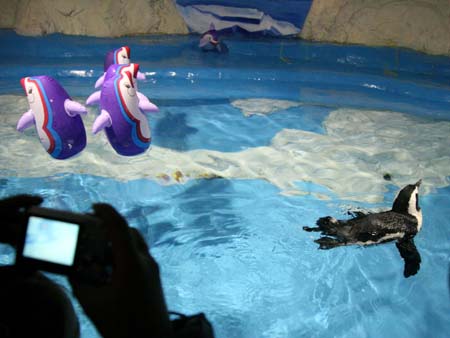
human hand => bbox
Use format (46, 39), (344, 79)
(69, 203), (173, 338)
(0, 194), (42, 246)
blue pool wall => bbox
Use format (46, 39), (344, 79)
(2, 29), (450, 81)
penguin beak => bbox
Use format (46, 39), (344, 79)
(415, 179), (422, 187)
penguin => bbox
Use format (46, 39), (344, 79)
(303, 180), (423, 278)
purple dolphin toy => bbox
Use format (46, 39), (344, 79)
(86, 64), (158, 113)
(94, 46), (146, 88)
(92, 63), (152, 156)
(199, 23), (228, 53)
(17, 76), (87, 160)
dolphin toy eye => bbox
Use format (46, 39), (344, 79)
(127, 86), (136, 97)
(28, 88), (32, 94)
(125, 83), (131, 89)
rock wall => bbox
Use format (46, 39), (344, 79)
(300, 0), (450, 56)
(0, 0), (188, 37)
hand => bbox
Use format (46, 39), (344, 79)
(69, 203), (173, 338)
(0, 194), (42, 246)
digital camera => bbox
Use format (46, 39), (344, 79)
(15, 206), (113, 285)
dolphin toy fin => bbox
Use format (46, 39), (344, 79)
(137, 92), (159, 113)
(95, 73), (106, 88)
(86, 91), (101, 106)
(92, 109), (112, 134)
(17, 110), (35, 132)
(137, 71), (146, 80)
(64, 99), (87, 117)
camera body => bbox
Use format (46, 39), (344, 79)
(15, 206), (113, 285)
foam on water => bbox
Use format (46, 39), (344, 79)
(2, 96), (449, 203)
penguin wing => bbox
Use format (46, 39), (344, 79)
(396, 238), (421, 278)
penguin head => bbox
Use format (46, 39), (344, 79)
(392, 180), (422, 229)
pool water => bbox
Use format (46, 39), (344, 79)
(1, 30), (450, 338)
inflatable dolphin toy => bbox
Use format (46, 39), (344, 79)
(17, 76), (87, 160)
(95, 46), (146, 88)
(92, 63), (152, 156)
(86, 64), (158, 113)
(199, 23), (228, 53)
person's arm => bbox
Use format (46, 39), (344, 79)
(69, 203), (173, 338)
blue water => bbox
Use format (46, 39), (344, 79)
(0, 30), (450, 338)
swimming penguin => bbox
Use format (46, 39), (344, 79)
(303, 180), (423, 278)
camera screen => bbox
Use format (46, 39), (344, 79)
(23, 216), (80, 266)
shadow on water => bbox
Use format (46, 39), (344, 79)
(151, 178), (245, 249)
(152, 110), (198, 150)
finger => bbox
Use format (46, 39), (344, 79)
(0, 194), (42, 210)
(92, 203), (135, 263)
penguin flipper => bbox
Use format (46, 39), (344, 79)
(315, 237), (345, 250)
(396, 238), (421, 278)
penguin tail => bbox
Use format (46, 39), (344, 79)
(314, 236), (345, 250)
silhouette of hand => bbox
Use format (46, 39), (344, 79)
(69, 203), (173, 338)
